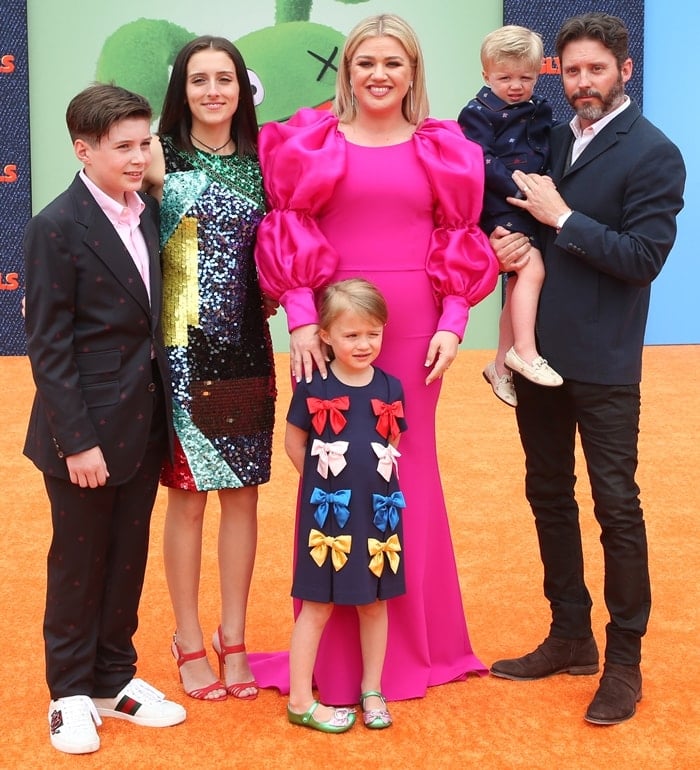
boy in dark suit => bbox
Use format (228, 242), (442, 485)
(23, 83), (185, 755)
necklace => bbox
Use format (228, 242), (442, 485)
(190, 132), (232, 153)
(166, 136), (265, 211)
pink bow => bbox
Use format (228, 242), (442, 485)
(311, 439), (349, 479)
(371, 399), (404, 441)
(371, 442), (401, 481)
(307, 396), (349, 435)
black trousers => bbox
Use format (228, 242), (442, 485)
(514, 375), (651, 665)
(43, 373), (167, 699)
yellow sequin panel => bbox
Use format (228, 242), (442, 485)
(162, 216), (199, 347)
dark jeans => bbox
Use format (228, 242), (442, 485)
(514, 375), (651, 665)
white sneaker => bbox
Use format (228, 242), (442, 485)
(483, 361), (517, 407)
(48, 695), (102, 754)
(504, 347), (563, 387)
(93, 678), (186, 727)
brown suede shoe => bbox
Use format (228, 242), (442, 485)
(490, 636), (599, 680)
(584, 663), (642, 725)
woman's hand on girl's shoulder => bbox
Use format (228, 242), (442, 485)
(290, 324), (328, 384)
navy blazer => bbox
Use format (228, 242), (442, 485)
(538, 102), (685, 385)
(23, 174), (173, 483)
(458, 87), (552, 238)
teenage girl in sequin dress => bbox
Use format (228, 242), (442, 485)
(143, 36), (276, 702)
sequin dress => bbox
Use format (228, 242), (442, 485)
(289, 367), (407, 605)
(159, 137), (275, 491)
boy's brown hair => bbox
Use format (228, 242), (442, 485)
(66, 82), (151, 144)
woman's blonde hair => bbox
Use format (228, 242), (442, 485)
(480, 25), (544, 73)
(333, 13), (429, 125)
(318, 278), (388, 331)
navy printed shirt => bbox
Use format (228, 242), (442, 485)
(458, 86), (553, 239)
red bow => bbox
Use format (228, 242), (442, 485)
(307, 397), (349, 435)
(371, 399), (404, 441)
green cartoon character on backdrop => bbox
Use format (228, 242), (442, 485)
(95, 0), (369, 124)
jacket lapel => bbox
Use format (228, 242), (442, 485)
(70, 175), (152, 315)
(556, 101), (641, 181)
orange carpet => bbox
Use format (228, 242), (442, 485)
(1, 348), (698, 768)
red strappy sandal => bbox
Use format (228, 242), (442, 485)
(212, 625), (259, 700)
(171, 634), (227, 701)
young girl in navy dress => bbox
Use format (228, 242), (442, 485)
(284, 278), (407, 733)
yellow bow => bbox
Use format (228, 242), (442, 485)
(367, 534), (402, 578)
(308, 529), (352, 571)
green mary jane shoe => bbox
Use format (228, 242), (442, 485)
(360, 690), (392, 729)
(287, 700), (356, 733)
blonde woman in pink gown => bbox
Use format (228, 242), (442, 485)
(253, 13), (498, 704)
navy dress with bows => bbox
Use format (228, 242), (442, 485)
(288, 366), (407, 605)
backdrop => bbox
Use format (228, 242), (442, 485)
(504, 0), (643, 120)
(0, 0), (695, 353)
(0, 0), (30, 354)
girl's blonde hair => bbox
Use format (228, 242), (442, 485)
(318, 278), (388, 331)
(333, 13), (429, 125)
(480, 25), (544, 73)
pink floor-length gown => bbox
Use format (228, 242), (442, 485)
(252, 108), (498, 702)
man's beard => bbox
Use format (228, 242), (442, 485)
(569, 75), (625, 122)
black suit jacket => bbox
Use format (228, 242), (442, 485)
(537, 101), (685, 384)
(23, 174), (173, 484)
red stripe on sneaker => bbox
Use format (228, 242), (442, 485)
(116, 696), (141, 716)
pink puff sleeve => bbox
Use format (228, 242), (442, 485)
(414, 119), (499, 339)
(255, 109), (346, 331)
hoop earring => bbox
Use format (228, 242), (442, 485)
(409, 82), (414, 115)
(350, 81), (355, 109)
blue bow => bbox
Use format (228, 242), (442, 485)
(372, 491), (406, 533)
(310, 488), (352, 528)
